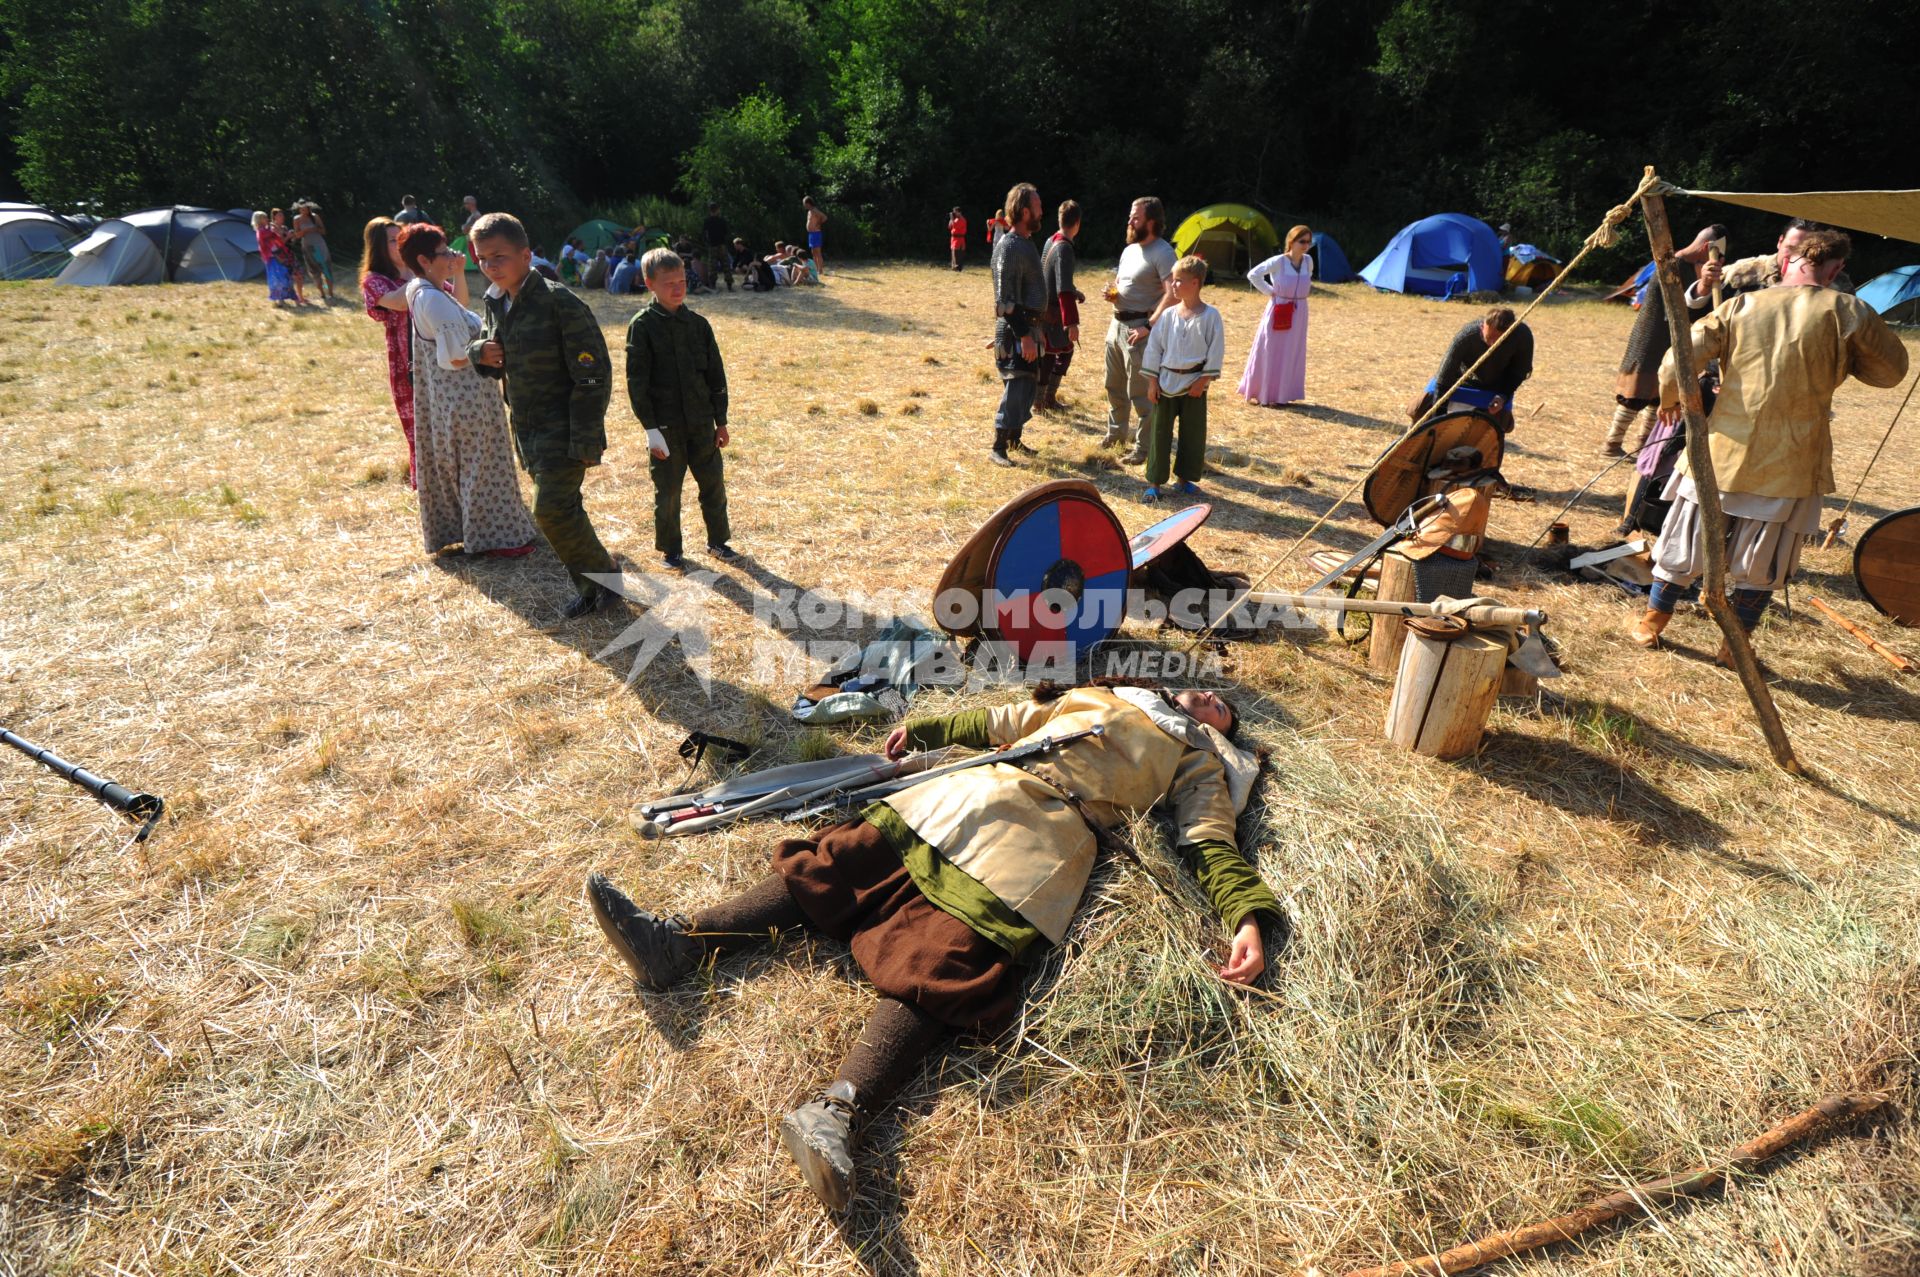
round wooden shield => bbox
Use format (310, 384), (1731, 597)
(934, 479), (1103, 637)
(1129, 503), (1212, 570)
(1362, 410), (1506, 526)
(981, 489), (1130, 661)
(1854, 505), (1920, 626)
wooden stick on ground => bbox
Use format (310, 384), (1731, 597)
(1808, 597), (1916, 673)
(1340, 1091), (1890, 1277)
(1639, 173), (1802, 774)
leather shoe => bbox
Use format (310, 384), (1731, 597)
(780, 1081), (858, 1211)
(556, 586), (616, 624)
(1009, 440), (1038, 456)
(988, 449), (1014, 467)
(583, 873), (701, 990)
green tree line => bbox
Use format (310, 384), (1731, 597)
(2, 0), (1915, 277)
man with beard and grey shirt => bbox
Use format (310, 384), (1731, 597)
(989, 182), (1046, 467)
(1103, 196), (1179, 461)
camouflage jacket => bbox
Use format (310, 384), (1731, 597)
(469, 273), (611, 471)
(625, 298), (728, 431)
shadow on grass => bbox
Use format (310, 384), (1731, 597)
(1467, 699), (1810, 883)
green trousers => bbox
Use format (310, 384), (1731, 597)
(530, 460), (617, 597)
(651, 419), (730, 557)
(1144, 392), (1208, 486)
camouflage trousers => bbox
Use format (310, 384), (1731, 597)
(650, 420), (730, 558)
(531, 460), (617, 597)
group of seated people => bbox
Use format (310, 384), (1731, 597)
(533, 230), (821, 298)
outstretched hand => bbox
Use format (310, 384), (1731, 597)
(1218, 918), (1266, 985)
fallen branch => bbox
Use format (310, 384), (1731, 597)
(1340, 1091), (1890, 1277)
(1808, 597), (1915, 673)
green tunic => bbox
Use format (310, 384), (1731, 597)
(877, 709), (1282, 955)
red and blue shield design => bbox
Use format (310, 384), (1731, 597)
(985, 491), (1129, 663)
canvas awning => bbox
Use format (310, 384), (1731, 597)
(1679, 188), (1920, 246)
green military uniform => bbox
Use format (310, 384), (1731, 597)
(625, 298), (730, 559)
(469, 274), (617, 599)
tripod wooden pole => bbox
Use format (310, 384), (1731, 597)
(1639, 171), (1801, 774)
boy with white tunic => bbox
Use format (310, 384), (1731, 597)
(1102, 196), (1178, 460)
(1139, 255), (1226, 502)
(1630, 229), (1908, 658)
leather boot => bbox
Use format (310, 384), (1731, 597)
(780, 1081), (858, 1211)
(583, 873), (701, 989)
(1627, 609), (1672, 649)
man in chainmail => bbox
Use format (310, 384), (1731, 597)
(988, 182), (1046, 466)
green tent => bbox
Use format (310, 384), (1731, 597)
(1171, 203), (1279, 276)
(568, 219), (634, 254)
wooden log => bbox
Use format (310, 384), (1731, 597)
(1385, 629), (1505, 759)
(1340, 1091), (1889, 1277)
(1499, 665), (1539, 698)
(1640, 174), (1802, 774)
(1369, 551), (1420, 675)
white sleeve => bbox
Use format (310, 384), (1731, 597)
(1141, 316), (1168, 376)
(416, 289), (475, 371)
(1204, 309), (1225, 375)
(1246, 253), (1282, 295)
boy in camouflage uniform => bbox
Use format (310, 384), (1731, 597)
(467, 213), (622, 624)
(625, 248), (734, 570)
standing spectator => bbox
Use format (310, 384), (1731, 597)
(987, 182), (1045, 467)
(626, 247), (735, 570)
(290, 201), (335, 303)
(360, 216), (429, 485)
(459, 195), (482, 238)
(702, 203), (734, 292)
(985, 208), (1009, 249)
(803, 196), (828, 278)
(252, 210), (304, 307)
(1035, 200), (1084, 413)
(1630, 230), (1908, 655)
(1102, 196), (1178, 461)
(396, 222), (539, 560)
(1140, 256), (1225, 501)
(468, 212), (622, 625)
(948, 208), (969, 271)
(1238, 224), (1314, 407)
(394, 195), (430, 226)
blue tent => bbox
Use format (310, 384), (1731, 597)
(1311, 231), (1354, 283)
(1358, 213), (1503, 298)
(1857, 265), (1920, 321)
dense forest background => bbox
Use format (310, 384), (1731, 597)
(2, 0), (1916, 278)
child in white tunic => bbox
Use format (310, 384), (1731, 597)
(1139, 255), (1225, 500)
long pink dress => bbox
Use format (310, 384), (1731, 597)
(363, 272), (417, 487)
(1238, 251), (1312, 405)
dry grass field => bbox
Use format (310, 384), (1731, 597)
(2, 260), (1918, 1276)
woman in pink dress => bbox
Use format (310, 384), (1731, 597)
(1238, 224), (1314, 407)
(360, 217), (466, 487)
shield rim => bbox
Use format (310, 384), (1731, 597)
(1362, 408), (1507, 526)
(982, 489), (1130, 658)
(1854, 504), (1920, 626)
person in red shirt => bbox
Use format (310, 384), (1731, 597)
(948, 207), (968, 271)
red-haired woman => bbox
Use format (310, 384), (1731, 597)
(396, 222), (538, 559)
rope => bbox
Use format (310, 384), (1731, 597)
(1829, 367), (1920, 531)
(1184, 170), (1666, 651)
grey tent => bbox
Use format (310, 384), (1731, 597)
(0, 203), (85, 280)
(59, 206), (265, 286)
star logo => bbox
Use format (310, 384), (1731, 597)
(586, 569), (717, 695)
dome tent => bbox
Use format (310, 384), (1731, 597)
(58, 206), (264, 287)
(1857, 265), (1920, 323)
(1503, 243), (1563, 290)
(1358, 213), (1503, 298)
(569, 219), (635, 254)
(0, 203), (86, 280)
(1171, 203), (1278, 276)
(1311, 231), (1354, 283)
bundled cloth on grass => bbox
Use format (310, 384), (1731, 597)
(792, 619), (963, 723)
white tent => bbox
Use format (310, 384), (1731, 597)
(57, 206), (265, 287)
(0, 203), (85, 280)
(59, 218), (167, 286)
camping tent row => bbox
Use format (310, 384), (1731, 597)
(58, 207), (265, 286)
(1169, 203), (1355, 283)
(0, 203), (92, 281)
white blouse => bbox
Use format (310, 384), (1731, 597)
(405, 278), (479, 371)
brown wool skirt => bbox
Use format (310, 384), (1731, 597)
(772, 819), (1020, 1033)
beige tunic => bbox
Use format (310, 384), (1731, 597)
(1658, 286), (1909, 499)
(881, 686), (1243, 944)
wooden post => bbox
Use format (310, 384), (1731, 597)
(1368, 550), (1420, 674)
(1639, 170), (1803, 774)
(1385, 629), (1506, 759)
